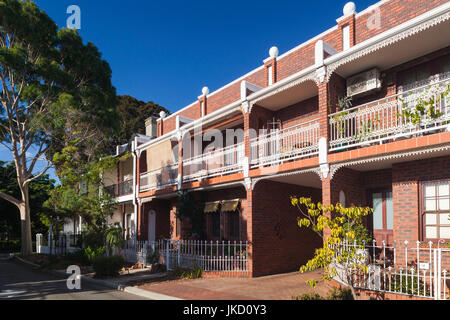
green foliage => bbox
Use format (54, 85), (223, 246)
(175, 191), (205, 239)
(389, 274), (429, 296)
(92, 255), (125, 278)
(0, 0), (120, 254)
(293, 293), (323, 300)
(105, 223), (125, 255)
(146, 247), (160, 265)
(291, 196), (373, 296)
(398, 83), (449, 125)
(0, 161), (55, 238)
(113, 95), (169, 145)
(172, 263), (203, 279)
(83, 246), (105, 264)
(326, 287), (354, 300)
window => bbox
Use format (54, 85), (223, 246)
(422, 181), (450, 240)
(229, 212), (240, 239)
(211, 212), (221, 238)
(126, 214), (131, 240)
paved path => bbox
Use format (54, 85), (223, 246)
(138, 270), (329, 300)
(0, 259), (147, 300)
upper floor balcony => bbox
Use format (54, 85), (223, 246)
(105, 179), (134, 198)
(250, 119), (320, 169)
(329, 78), (450, 152)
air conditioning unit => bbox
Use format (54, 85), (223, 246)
(347, 68), (382, 98)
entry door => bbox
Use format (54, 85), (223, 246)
(148, 210), (156, 242)
(370, 190), (394, 245)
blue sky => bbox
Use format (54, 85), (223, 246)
(1, 0), (378, 173)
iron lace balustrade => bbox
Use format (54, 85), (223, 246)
(183, 143), (245, 183)
(250, 119), (320, 169)
(139, 163), (179, 192)
(329, 78), (450, 152)
(118, 179), (133, 196)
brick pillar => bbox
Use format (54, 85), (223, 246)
(318, 81), (329, 141)
(337, 14), (356, 52)
(242, 186), (253, 277)
(264, 57), (277, 87)
(321, 177), (332, 239)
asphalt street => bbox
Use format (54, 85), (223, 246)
(0, 258), (148, 300)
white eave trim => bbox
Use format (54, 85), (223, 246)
(324, 2), (450, 71)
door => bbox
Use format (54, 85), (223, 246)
(148, 210), (156, 242)
(370, 190), (394, 245)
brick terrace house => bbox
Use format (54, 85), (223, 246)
(132, 0), (450, 278)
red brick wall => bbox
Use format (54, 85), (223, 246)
(251, 180), (322, 277)
(275, 96), (319, 129)
(392, 156), (450, 243)
(139, 200), (171, 241)
(355, 0), (447, 45)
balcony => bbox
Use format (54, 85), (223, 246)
(104, 179), (134, 198)
(329, 79), (450, 152)
(140, 163), (178, 192)
(183, 143), (245, 183)
(250, 119), (320, 168)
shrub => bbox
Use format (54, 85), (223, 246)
(172, 263), (202, 279)
(293, 293), (323, 300)
(146, 248), (160, 265)
(92, 255), (125, 278)
(326, 287), (354, 300)
(84, 246), (105, 264)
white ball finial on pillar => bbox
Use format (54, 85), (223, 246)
(159, 111), (167, 119)
(343, 2), (356, 16)
(202, 86), (210, 96)
(269, 46), (279, 59)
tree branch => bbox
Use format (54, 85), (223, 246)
(0, 191), (22, 209)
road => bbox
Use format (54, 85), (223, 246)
(0, 258), (148, 300)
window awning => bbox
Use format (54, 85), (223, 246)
(204, 201), (221, 214)
(221, 199), (241, 212)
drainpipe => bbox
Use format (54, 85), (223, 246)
(132, 138), (138, 241)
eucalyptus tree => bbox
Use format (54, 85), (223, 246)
(0, 0), (119, 254)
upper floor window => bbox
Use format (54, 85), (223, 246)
(422, 180), (450, 240)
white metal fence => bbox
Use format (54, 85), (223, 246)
(329, 78), (450, 151)
(36, 233), (83, 255)
(158, 239), (249, 273)
(120, 239), (249, 273)
(332, 240), (449, 300)
(250, 119), (320, 168)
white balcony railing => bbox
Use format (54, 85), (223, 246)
(183, 143), (245, 183)
(329, 78), (450, 151)
(140, 163), (178, 192)
(250, 119), (320, 168)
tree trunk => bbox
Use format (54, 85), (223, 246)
(19, 185), (33, 256)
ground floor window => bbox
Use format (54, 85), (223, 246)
(422, 180), (450, 240)
(211, 211), (221, 238)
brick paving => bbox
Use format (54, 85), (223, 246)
(137, 270), (329, 300)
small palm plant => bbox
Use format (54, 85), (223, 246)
(105, 223), (125, 256)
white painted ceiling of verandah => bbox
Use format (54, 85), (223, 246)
(264, 171), (323, 189)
